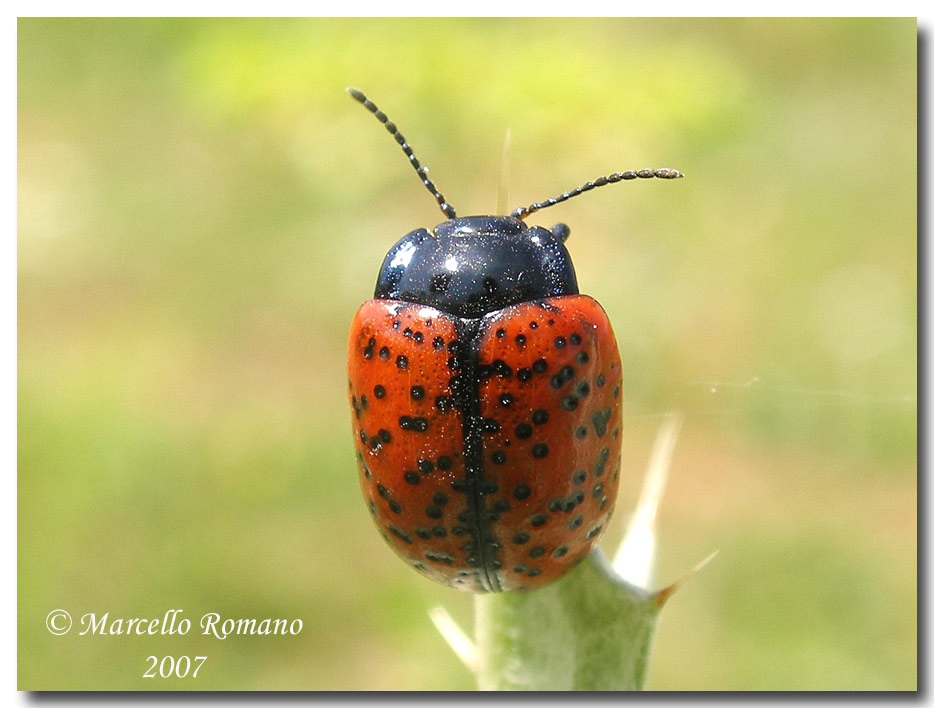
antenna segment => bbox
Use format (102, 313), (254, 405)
(347, 87), (457, 220)
(348, 88), (683, 224)
(511, 168), (683, 221)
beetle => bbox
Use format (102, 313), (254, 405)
(346, 88), (681, 592)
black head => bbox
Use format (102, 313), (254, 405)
(375, 215), (578, 318)
(348, 88), (682, 318)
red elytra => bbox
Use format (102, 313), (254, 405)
(345, 88), (680, 592)
(349, 297), (621, 592)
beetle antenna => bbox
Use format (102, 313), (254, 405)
(510, 168), (683, 220)
(347, 88), (457, 220)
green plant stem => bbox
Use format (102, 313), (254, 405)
(474, 547), (662, 691)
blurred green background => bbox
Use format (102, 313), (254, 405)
(18, 18), (916, 690)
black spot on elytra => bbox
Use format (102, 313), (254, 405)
(530, 513), (547, 527)
(395, 354), (408, 370)
(576, 351), (589, 365)
(575, 426), (588, 440)
(529, 546), (546, 559)
(513, 532), (530, 545)
(592, 483), (604, 499)
(531, 443), (549, 458)
(425, 551), (455, 565)
(404, 471), (419, 485)
(517, 368), (532, 382)
(569, 515), (583, 530)
(364, 338), (376, 359)
(596, 374), (605, 387)
(532, 409), (549, 425)
(437, 456), (452, 471)
(569, 333), (582, 346)
(562, 396), (579, 411)
(500, 393), (514, 406)
(594, 447), (610, 477)
(515, 334), (527, 347)
(554, 336), (566, 349)
(418, 459), (434, 475)
(496, 328), (506, 339)
(532, 358), (548, 374)
(399, 416), (429, 432)
(492, 359), (513, 378)
(491, 450), (507, 465)
(374, 384), (386, 399)
(553, 546), (568, 558)
(551, 365), (575, 389)
(550, 490), (584, 513)
(389, 526), (413, 544)
(513, 485), (531, 500)
(433, 492), (448, 506)
(592, 408), (612, 437)
(433, 336), (445, 350)
(425, 505), (443, 519)
(379, 346), (390, 361)
(378, 429), (391, 443)
(410, 386), (425, 401)
(515, 423), (533, 440)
